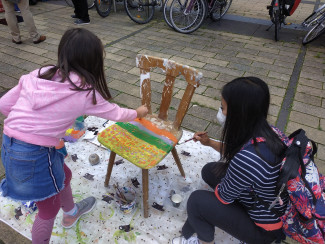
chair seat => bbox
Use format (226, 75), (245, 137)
(98, 114), (182, 169)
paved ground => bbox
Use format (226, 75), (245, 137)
(0, 0), (325, 243)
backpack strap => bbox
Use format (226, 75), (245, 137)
(310, 139), (317, 158)
(271, 126), (290, 146)
(289, 130), (317, 205)
(248, 184), (285, 218)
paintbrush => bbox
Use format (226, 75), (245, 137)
(177, 132), (207, 145)
(107, 193), (129, 204)
(113, 184), (127, 202)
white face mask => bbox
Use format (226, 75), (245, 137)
(216, 107), (226, 126)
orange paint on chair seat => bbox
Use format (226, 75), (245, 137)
(134, 118), (178, 144)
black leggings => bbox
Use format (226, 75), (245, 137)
(72, 0), (89, 21)
(181, 162), (285, 244)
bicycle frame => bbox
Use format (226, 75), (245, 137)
(184, 0), (195, 15)
(273, 0), (279, 12)
(302, 3), (325, 44)
(303, 4), (325, 27)
(169, 0), (231, 33)
(184, 0), (222, 15)
(136, 0), (158, 6)
(267, 0), (287, 41)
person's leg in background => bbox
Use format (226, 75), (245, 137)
(17, 0), (45, 44)
(71, 0), (80, 19)
(180, 190), (279, 244)
(0, 0), (5, 13)
(14, 4), (20, 12)
(1, 0), (22, 43)
(72, 0), (89, 24)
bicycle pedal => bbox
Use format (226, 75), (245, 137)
(284, 22), (292, 25)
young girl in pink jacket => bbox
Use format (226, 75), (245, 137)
(0, 28), (148, 244)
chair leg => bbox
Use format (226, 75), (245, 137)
(142, 169), (149, 218)
(171, 147), (185, 177)
(104, 151), (116, 187)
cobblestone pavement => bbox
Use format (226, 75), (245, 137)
(0, 0), (325, 243)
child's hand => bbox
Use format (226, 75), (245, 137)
(193, 132), (210, 146)
(136, 105), (148, 118)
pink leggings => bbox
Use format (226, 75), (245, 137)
(36, 164), (75, 220)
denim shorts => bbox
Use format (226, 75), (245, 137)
(0, 134), (65, 202)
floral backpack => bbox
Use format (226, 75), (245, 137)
(250, 128), (325, 244)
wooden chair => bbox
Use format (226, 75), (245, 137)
(98, 54), (202, 218)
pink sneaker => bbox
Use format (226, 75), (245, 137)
(61, 196), (96, 228)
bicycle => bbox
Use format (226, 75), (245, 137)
(168, 0), (232, 34)
(301, 3), (325, 45)
(266, 0), (286, 41)
(94, 0), (114, 17)
(65, 0), (95, 9)
(266, 0), (300, 41)
(124, 0), (173, 27)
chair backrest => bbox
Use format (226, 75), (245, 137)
(136, 54), (202, 130)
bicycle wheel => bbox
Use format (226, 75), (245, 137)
(65, 0), (74, 7)
(163, 0), (174, 29)
(169, 0), (206, 34)
(303, 19), (325, 45)
(302, 5), (325, 27)
(124, 0), (155, 24)
(88, 0), (95, 9)
(210, 0), (232, 21)
(95, 0), (112, 17)
(65, 0), (95, 8)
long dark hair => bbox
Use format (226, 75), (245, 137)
(38, 28), (111, 104)
(220, 77), (286, 165)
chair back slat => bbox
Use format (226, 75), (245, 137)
(136, 54), (202, 130)
(158, 75), (175, 120)
(174, 85), (196, 130)
(140, 68), (152, 114)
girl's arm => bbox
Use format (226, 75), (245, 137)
(85, 94), (148, 121)
(0, 83), (22, 117)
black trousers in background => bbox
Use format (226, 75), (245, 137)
(181, 162), (285, 244)
(71, 0), (89, 21)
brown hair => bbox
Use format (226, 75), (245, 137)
(38, 28), (111, 104)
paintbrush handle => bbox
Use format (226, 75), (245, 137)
(113, 184), (127, 201)
(178, 132), (207, 145)
(178, 138), (194, 145)
(109, 193), (128, 203)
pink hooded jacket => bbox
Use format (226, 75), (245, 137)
(0, 68), (137, 147)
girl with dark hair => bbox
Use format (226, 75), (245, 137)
(172, 77), (288, 244)
(0, 28), (148, 244)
